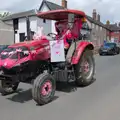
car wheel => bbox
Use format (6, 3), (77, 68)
(99, 53), (103, 56)
(75, 49), (95, 87)
(117, 50), (119, 54)
(32, 73), (56, 105)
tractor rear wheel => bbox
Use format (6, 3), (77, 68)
(32, 73), (56, 105)
(75, 49), (95, 86)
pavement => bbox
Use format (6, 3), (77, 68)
(0, 54), (120, 120)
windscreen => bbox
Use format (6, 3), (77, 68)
(68, 13), (75, 29)
(0, 46), (29, 60)
(1, 47), (15, 60)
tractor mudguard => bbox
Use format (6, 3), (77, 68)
(71, 41), (94, 64)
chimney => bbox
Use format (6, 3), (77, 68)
(118, 22), (120, 27)
(65, 0), (67, 8)
(97, 14), (100, 22)
(115, 23), (117, 26)
(62, 0), (67, 8)
(92, 9), (97, 20)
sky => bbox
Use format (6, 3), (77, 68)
(0, 0), (119, 24)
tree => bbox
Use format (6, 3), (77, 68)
(0, 11), (10, 18)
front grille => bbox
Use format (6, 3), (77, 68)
(53, 70), (68, 82)
(1, 66), (14, 74)
(0, 74), (12, 81)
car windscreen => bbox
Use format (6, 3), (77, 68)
(104, 43), (115, 48)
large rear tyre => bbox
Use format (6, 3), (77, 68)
(32, 73), (56, 105)
(0, 80), (19, 96)
(75, 50), (95, 87)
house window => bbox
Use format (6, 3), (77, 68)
(43, 19), (46, 23)
(82, 22), (89, 30)
(19, 33), (25, 42)
(114, 37), (118, 41)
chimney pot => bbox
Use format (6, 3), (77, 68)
(92, 9), (97, 20)
(115, 23), (117, 26)
(97, 14), (100, 21)
(62, 0), (67, 8)
(118, 22), (120, 27)
(93, 9), (96, 13)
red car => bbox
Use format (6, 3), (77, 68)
(0, 9), (95, 105)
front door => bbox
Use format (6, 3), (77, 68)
(19, 33), (25, 42)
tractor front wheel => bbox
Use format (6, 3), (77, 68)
(0, 80), (19, 96)
(32, 73), (56, 105)
(75, 49), (95, 86)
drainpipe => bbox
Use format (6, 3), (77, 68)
(26, 16), (31, 40)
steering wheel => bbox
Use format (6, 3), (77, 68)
(47, 33), (57, 39)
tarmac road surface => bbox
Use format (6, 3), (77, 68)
(0, 55), (120, 120)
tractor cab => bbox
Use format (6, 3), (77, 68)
(37, 9), (90, 41)
(37, 9), (92, 63)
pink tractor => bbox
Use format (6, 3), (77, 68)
(0, 9), (95, 105)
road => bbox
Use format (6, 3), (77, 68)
(0, 54), (120, 120)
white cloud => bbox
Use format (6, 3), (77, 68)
(0, 0), (23, 10)
(0, 0), (120, 23)
(68, 0), (120, 23)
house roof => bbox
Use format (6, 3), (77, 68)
(2, 0), (64, 21)
(2, 0), (110, 31)
(39, 0), (64, 11)
(106, 24), (120, 31)
(2, 9), (37, 21)
(86, 15), (109, 30)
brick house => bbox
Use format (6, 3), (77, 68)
(106, 21), (120, 43)
(1, 0), (110, 47)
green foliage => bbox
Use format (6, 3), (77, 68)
(0, 12), (10, 18)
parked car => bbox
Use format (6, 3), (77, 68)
(0, 45), (9, 54)
(99, 42), (120, 55)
